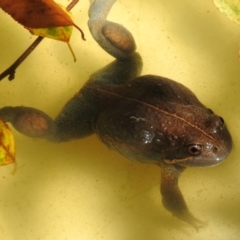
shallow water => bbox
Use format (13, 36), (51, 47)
(0, 0), (240, 239)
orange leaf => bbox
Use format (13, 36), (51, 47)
(0, 0), (73, 28)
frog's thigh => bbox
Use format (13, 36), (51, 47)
(54, 95), (94, 141)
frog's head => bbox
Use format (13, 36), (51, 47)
(163, 114), (232, 168)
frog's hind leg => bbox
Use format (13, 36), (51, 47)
(88, 0), (136, 60)
(0, 95), (95, 142)
(89, 52), (142, 86)
(0, 0), (142, 141)
(88, 0), (142, 85)
(53, 94), (95, 142)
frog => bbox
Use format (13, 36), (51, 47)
(0, 0), (232, 230)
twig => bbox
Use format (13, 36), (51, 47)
(0, 37), (44, 81)
(0, 0), (81, 81)
(67, 0), (79, 11)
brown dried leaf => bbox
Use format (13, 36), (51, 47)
(0, 0), (73, 28)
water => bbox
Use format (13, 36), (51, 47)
(0, 0), (239, 239)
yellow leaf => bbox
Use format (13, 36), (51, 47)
(29, 25), (73, 42)
(0, 119), (15, 166)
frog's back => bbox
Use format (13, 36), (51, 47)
(83, 75), (208, 128)
(84, 75), (213, 164)
(116, 75), (204, 108)
(85, 75), (205, 112)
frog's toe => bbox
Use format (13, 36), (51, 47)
(177, 212), (207, 231)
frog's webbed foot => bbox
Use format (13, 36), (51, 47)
(88, 0), (136, 59)
(160, 163), (207, 231)
(0, 106), (56, 139)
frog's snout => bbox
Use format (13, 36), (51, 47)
(208, 140), (232, 163)
(217, 123), (233, 159)
(199, 126), (232, 167)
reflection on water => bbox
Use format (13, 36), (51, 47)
(0, 0), (239, 239)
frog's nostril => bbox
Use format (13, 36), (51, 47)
(212, 146), (218, 153)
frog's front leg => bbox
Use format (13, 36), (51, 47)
(160, 163), (206, 231)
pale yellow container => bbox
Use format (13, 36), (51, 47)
(0, 0), (239, 239)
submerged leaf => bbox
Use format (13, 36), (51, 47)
(214, 0), (240, 25)
(0, 119), (15, 166)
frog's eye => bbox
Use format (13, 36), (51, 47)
(187, 144), (202, 156)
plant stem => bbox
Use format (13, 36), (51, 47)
(0, 37), (44, 81)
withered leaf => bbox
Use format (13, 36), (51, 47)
(0, 0), (73, 28)
(0, 119), (15, 167)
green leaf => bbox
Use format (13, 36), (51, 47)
(214, 0), (240, 25)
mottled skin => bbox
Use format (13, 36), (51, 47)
(0, 0), (232, 230)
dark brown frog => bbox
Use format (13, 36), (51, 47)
(0, 0), (232, 230)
